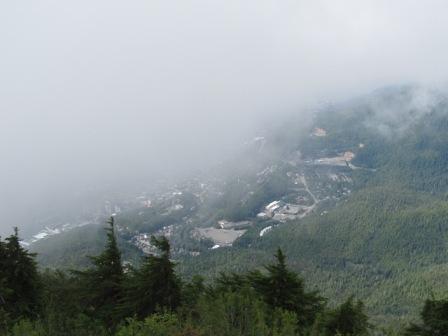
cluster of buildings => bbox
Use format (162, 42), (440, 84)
(132, 225), (174, 254)
(258, 200), (311, 223)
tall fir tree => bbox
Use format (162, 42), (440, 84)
(248, 248), (324, 329)
(75, 217), (124, 327)
(0, 235), (8, 304)
(319, 297), (369, 336)
(122, 235), (181, 319)
(0, 235), (10, 331)
(2, 228), (41, 321)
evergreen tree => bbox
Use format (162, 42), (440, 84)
(320, 297), (369, 336)
(122, 236), (181, 319)
(75, 217), (124, 326)
(0, 236), (8, 310)
(3, 228), (41, 321)
(405, 298), (448, 336)
(248, 248), (324, 329)
(1, 236), (13, 331)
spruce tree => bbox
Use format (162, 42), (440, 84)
(248, 248), (324, 329)
(122, 235), (181, 319)
(321, 297), (369, 336)
(406, 298), (448, 335)
(75, 217), (124, 326)
(0, 236), (8, 305)
(0, 236), (10, 332)
(3, 228), (41, 321)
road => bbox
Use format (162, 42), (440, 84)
(298, 174), (319, 218)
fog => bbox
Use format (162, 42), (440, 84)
(1, 0), (448, 235)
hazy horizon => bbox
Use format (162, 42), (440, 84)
(2, 0), (448, 235)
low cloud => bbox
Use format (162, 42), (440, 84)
(1, 0), (448, 233)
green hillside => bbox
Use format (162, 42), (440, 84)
(176, 87), (448, 325)
(30, 86), (448, 327)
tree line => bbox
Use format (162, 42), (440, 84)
(0, 218), (444, 335)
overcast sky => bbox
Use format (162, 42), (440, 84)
(1, 0), (448, 234)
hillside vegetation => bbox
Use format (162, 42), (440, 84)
(28, 86), (448, 327)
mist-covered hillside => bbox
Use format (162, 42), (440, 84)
(26, 85), (448, 324)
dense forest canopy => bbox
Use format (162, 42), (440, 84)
(0, 219), (446, 335)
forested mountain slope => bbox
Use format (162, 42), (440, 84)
(178, 86), (448, 323)
(30, 85), (448, 324)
